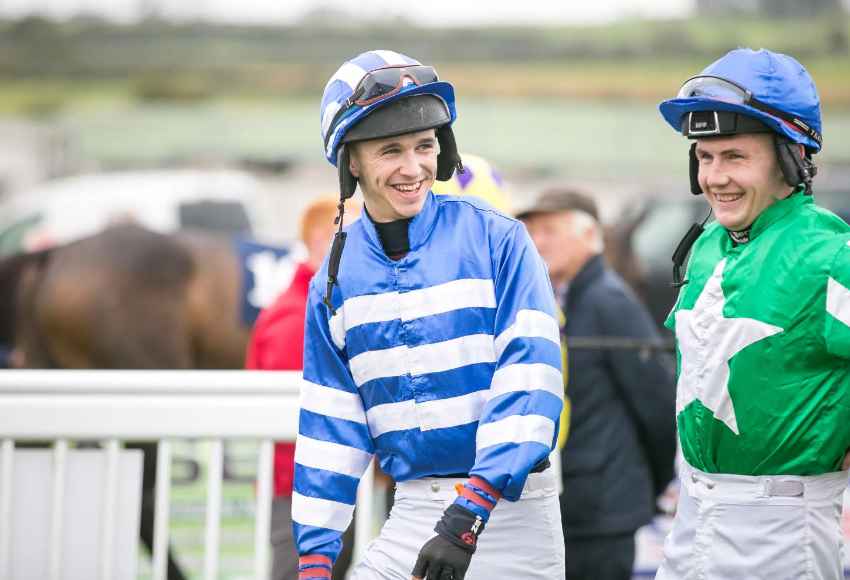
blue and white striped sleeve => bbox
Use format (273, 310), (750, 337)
(292, 284), (375, 565)
(468, 221), (563, 501)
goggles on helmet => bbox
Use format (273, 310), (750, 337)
(325, 65), (440, 148)
(677, 75), (822, 147)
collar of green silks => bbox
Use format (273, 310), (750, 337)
(732, 187), (809, 243)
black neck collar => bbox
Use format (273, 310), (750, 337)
(368, 210), (412, 260)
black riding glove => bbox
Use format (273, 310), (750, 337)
(412, 504), (485, 580)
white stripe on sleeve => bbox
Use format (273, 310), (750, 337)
(494, 309), (560, 359)
(476, 414), (556, 451)
(827, 277), (850, 328)
(291, 491), (355, 532)
(299, 380), (367, 424)
(294, 435), (372, 478)
(488, 363), (564, 401)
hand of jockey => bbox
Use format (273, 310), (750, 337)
(411, 476), (501, 580)
(298, 555), (333, 579)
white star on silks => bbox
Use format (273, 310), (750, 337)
(674, 259), (783, 435)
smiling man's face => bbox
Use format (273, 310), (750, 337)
(695, 132), (793, 231)
(348, 129), (439, 223)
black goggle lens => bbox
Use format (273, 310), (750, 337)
(352, 65), (439, 106)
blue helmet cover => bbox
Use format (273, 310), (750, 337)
(659, 48), (822, 151)
(320, 50), (457, 166)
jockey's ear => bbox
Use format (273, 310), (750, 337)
(347, 145), (361, 178)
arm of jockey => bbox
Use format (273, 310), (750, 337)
(465, 220), (563, 505)
(824, 236), (850, 360)
(292, 283), (375, 576)
(413, 223), (563, 580)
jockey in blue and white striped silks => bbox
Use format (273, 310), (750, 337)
(291, 191), (564, 567)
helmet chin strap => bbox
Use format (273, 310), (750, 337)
(671, 209), (713, 288)
(324, 144), (356, 313)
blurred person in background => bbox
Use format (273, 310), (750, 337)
(245, 196), (360, 580)
(292, 50), (565, 580)
(656, 48), (850, 579)
(518, 188), (677, 580)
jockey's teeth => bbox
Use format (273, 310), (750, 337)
(715, 192), (744, 202)
(394, 181), (421, 192)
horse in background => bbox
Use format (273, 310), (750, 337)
(0, 223), (296, 579)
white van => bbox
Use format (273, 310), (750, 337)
(0, 169), (265, 255)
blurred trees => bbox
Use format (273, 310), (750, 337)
(697, 0), (845, 17)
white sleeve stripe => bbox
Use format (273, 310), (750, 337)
(291, 491), (355, 532)
(328, 279), (496, 350)
(827, 277), (850, 328)
(476, 414), (556, 451)
(299, 380), (367, 425)
(349, 334), (496, 386)
(329, 311), (347, 351)
(294, 435), (372, 478)
(494, 309), (560, 359)
(489, 363), (564, 401)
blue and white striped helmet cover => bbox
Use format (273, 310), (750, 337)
(320, 50), (457, 167)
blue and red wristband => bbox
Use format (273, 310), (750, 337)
(453, 475), (502, 522)
(298, 554), (332, 579)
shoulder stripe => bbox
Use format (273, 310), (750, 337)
(294, 435), (372, 478)
(476, 414), (556, 450)
(291, 491), (354, 532)
(495, 309), (560, 359)
(827, 277), (850, 328)
(489, 363), (563, 401)
(300, 380), (367, 424)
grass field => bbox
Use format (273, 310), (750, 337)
(4, 95), (848, 182)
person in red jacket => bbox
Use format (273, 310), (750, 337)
(246, 196), (360, 580)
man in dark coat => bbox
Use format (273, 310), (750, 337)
(518, 188), (677, 580)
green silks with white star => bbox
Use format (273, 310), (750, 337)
(666, 192), (850, 476)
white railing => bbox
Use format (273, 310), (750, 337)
(0, 370), (376, 580)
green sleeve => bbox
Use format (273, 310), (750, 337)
(824, 238), (850, 359)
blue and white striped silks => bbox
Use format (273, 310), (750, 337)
(292, 193), (564, 563)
